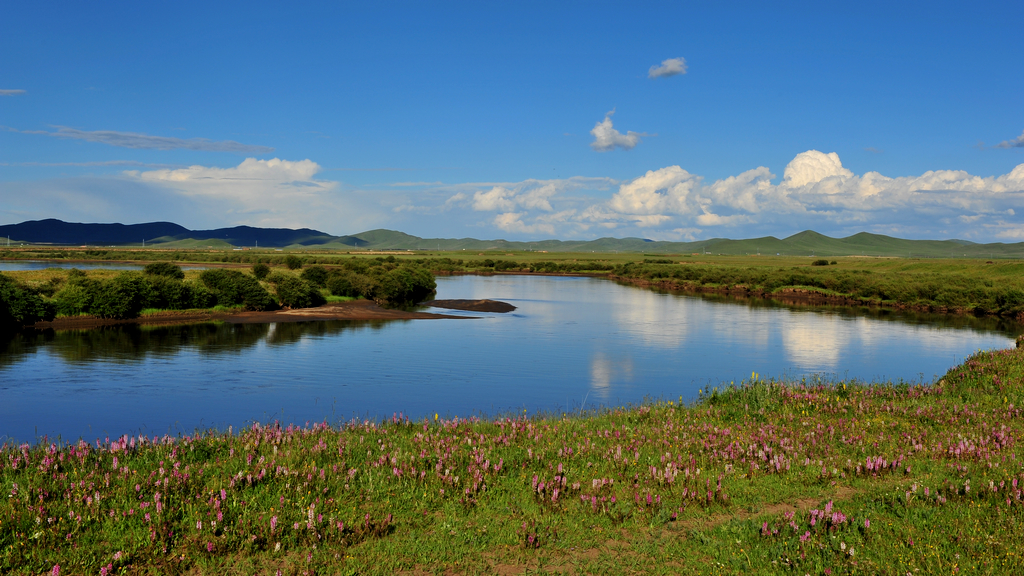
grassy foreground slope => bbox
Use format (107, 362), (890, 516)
(3, 347), (1023, 575)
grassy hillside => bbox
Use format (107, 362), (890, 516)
(325, 229), (1024, 258)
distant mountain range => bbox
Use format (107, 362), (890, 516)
(1, 218), (1022, 258)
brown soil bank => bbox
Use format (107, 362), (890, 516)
(424, 299), (516, 312)
(30, 299), (480, 331)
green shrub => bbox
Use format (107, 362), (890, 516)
(252, 263), (271, 280)
(0, 273), (54, 330)
(271, 275), (326, 309)
(326, 272), (360, 297)
(811, 259), (830, 266)
(91, 272), (153, 319)
(199, 269), (277, 311)
(300, 265), (329, 287)
(374, 266), (437, 304)
(143, 262), (185, 280)
(285, 255), (303, 270)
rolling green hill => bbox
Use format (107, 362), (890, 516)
(324, 229), (1024, 258)
(3, 219), (1024, 257)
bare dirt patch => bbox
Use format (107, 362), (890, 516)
(424, 299), (517, 313)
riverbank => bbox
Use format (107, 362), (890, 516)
(3, 345), (1022, 575)
(26, 298), (518, 330)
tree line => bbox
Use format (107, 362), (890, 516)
(0, 259), (437, 331)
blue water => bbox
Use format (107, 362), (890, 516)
(0, 275), (1015, 443)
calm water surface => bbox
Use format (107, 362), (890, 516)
(0, 275), (1016, 442)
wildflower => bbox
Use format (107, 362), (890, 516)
(271, 516), (277, 532)
(207, 542), (214, 552)
(864, 518), (870, 529)
(51, 565), (59, 576)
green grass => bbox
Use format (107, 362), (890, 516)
(324, 295), (358, 303)
(3, 347), (1024, 574)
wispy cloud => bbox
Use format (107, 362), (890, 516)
(0, 89), (26, 96)
(864, 147), (883, 154)
(1, 160), (182, 168)
(994, 130), (1024, 149)
(590, 110), (645, 152)
(648, 57), (687, 79)
(20, 126), (274, 154)
(386, 181), (444, 187)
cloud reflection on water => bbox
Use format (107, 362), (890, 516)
(589, 352), (634, 399)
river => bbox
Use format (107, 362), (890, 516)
(0, 274), (1016, 442)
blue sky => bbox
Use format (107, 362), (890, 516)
(2, 1), (1023, 242)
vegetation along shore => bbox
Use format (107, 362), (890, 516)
(5, 247), (1024, 332)
(2, 344), (1022, 574)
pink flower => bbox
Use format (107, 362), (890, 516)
(51, 565), (59, 576)
(271, 516), (277, 532)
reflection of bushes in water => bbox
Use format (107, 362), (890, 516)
(264, 319), (397, 346)
(0, 320), (400, 364)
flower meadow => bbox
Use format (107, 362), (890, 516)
(3, 348), (1024, 575)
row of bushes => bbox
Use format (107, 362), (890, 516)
(294, 262), (437, 304)
(0, 259), (441, 328)
(611, 262), (1024, 315)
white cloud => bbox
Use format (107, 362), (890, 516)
(493, 212), (555, 235)
(648, 57), (687, 78)
(472, 187), (517, 212)
(458, 151), (1024, 241)
(116, 158), (387, 231)
(590, 110), (643, 151)
(24, 126), (274, 154)
(995, 130), (1024, 149)
(0, 89), (26, 96)
(609, 166), (699, 216)
(782, 150), (853, 188)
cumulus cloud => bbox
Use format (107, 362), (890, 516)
(493, 212), (555, 235)
(995, 130), (1024, 149)
(27, 126), (274, 154)
(590, 110), (644, 151)
(648, 57), (687, 78)
(0, 89), (26, 96)
(446, 150), (1024, 241)
(608, 166), (700, 217)
(782, 150), (854, 188)
(118, 158), (374, 230)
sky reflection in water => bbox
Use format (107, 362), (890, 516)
(0, 275), (1016, 443)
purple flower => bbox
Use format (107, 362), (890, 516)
(271, 516), (277, 532)
(51, 565), (59, 576)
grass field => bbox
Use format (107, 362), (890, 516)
(3, 344), (1023, 575)
(8, 249), (1024, 320)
